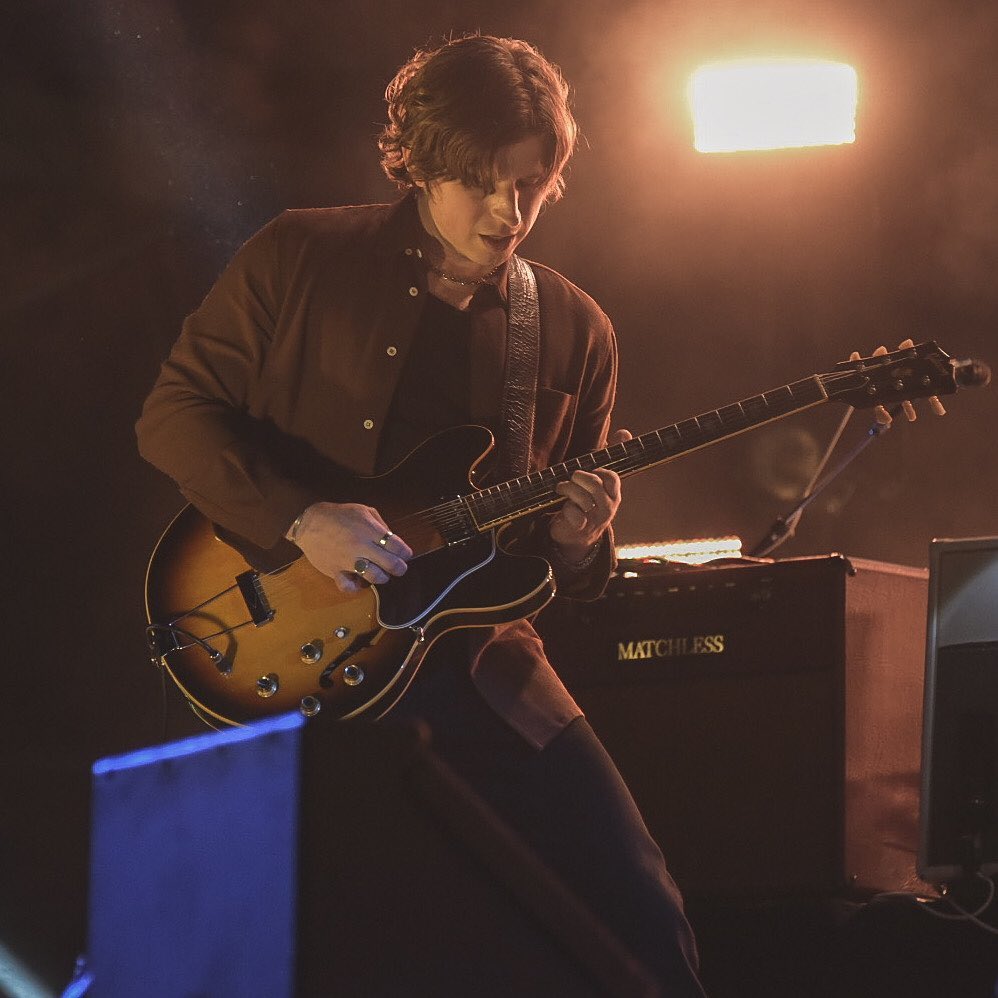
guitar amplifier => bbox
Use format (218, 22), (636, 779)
(535, 554), (929, 899)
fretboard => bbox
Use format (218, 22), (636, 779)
(465, 374), (829, 531)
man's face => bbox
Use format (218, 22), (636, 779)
(415, 134), (555, 278)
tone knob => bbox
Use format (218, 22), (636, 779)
(299, 696), (321, 717)
(300, 640), (323, 664)
(342, 664), (365, 686)
(256, 674), (279, 698)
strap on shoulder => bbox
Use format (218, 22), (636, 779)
(499, 255), (540, 479)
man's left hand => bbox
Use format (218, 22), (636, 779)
(550, 429), (631, 564)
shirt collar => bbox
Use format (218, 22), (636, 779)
(375, 191), (511, 305)
(373, 191), (425, 258)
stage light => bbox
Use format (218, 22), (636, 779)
(0, 941), (54, 998)
(690, 59), (857, 153)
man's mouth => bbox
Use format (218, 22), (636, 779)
(481, 233), (517, 252)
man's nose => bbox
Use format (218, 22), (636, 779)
(491, 186), (521, 229)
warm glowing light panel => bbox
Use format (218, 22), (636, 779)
(690, 59), (858, 153)
(616, 536), (743, 565)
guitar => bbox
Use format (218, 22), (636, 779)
(145, 341), (986, 727)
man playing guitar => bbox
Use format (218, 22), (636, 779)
(138, 33), (706, 996)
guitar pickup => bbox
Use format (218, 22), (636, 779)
(236, 570), (275, 625)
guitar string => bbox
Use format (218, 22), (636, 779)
(303, 367), (902, 554)
(270, 368), (896, 568)
(178, 372), (920, 664)
(194, 366), (915, 617)
(465, 368), (895, 527)
(472, 388), (797, 510)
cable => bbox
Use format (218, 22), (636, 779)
(874, 874), (998, 936)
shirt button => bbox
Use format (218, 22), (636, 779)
(386, 346), (398, 357)
(404, 248), (413, 256)
(408, 286), (419, 297)
(363, 419), (374, 430)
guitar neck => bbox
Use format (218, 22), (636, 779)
(465, 374), (829, 531)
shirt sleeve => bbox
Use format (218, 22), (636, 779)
(135, 214), (321, 549)
(546, 307), (618, 599)
(506, 301), (620, 600)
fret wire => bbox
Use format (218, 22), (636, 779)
(466, 376), (831, 526)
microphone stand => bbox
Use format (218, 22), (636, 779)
(747, 404), (901, 559)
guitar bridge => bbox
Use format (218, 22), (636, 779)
(236, 570), (275, 625)
(145, 624), (232, 675)
(146, 623), (181, 660)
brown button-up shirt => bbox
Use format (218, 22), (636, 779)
(136, 195), (619, 747)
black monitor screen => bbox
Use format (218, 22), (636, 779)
(919, 538), (998, 883)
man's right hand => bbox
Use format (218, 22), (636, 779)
(290, 502), (412, 593)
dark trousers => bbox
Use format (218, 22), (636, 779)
(392, 659), (707, 998)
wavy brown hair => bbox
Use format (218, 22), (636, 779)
(379, 35), (577, 201)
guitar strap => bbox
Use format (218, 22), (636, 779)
(499, 255), (540, 479)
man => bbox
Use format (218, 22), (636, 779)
(137, 34), (706, 996)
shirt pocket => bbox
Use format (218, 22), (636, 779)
(531, 387), (577, 470)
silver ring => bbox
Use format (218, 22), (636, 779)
(354, 557), (371, 576)
(377, 531), (394, 548)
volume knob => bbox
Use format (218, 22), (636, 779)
(342, 664), (365, 686)
(300, 640), (323, 664)
(256, 674), (279, 698)
(299, 696), (321, 717)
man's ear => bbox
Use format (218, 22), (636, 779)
(402, 147), (426, 191)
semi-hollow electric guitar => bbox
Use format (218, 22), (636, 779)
(144, 341), (987, 727)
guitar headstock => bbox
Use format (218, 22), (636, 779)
(823, 340), (964, 409)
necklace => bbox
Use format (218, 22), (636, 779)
(426, 261), (503, 287)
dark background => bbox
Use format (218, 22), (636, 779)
(3, 0), (997, 990)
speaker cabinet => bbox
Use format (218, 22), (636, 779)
(87, 714), (654, 997)
(536, 555), (928, 899)
(919, 536), (998, 883)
